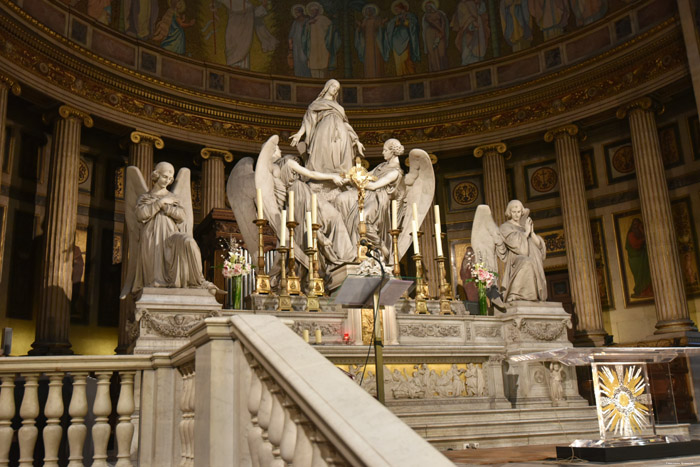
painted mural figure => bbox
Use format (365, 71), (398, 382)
(302, 2), (341, 79)
(500, 0), (532, 52)
(451, 0), (490, 66)
(153, 0), (195, 55)
(123, 0), (159, 39)
(216, 0), (278, 69)
(421, 0), (449, 72)
(87, 0), (112, 25)
(529, 0), (569, 40)
(290, 79), (365, 175)
(288, 4), (311, 77)
(625, 217), (653, 298)
(570, 0), (607, 27)
(355, 3), (389, 78)
(385, 0), (421, 76)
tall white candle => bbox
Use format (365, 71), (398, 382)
(434, 204), (440, 223)
(434, 204), (443, 256)
(288, 191), (294, 222)
(306, 211), (313, 247)
(412, 203), (418, 222)
(391, 200), (398, 230)
(280, 210), (287, 246)
(359, 210), (364, 222)
(412, 220), (420, 255)
(311, 193), (318, 225)
(257, 188), (263, 220)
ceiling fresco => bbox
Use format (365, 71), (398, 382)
(54, 0), (638, 78)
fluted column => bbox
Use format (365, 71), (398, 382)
(200, 147), (232, 218)
(31, 105), (92, 355)
(545, 125), (608, 346)
(116, 131), (163, 354)
(677, 0), (700, 118)
(474, 142), (509, 225)
(617, 98), (697, 334)
(0, 75), (21, 194)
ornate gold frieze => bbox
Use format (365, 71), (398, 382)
(200, 147), (233, 163)
(130, 131), (164, 149)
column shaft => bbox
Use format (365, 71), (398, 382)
(546, 126), (608, 345)
(0, 77), (20, 196)
(201, 156), (225, 218)
(474, 143), (508, 225)
(626, 104), (696, 334)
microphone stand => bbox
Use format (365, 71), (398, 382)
(364, 245), (387, 405)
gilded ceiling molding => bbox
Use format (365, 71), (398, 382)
(615, 96), (664, 119)
(0, 72), (20, 95)
(544, 124), (580, 142)
(473, 143), (507, 158)
(130, 131), (164, 149)
(200, 147), (234, 163)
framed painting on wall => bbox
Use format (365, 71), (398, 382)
(524, 159), (559, 201)
(671, 197), (700, 295)
(450, 239), (471, 299)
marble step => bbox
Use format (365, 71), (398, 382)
(396, 405), (597, 424)
(425, 426), (601, 450)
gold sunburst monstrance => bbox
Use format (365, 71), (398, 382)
(595, 363), (653, 439)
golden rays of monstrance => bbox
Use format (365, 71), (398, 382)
(597, 364), (653, 437)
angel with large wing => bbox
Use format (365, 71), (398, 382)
(120, 162), (215, 298)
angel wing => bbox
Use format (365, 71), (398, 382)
(120, 166), (148, 299)
(472, 204), (505, 273)
(397, 148), (435, 261)
(227, 157), (260, 263)
(170, 168), (193, 236)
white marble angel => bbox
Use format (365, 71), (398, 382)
(120, 162), (215, 298)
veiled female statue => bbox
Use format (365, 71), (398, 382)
(290, 79), (365, 174)
(120, 162), (214, 297)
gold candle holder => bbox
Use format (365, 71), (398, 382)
(277, 247), (292, 311)
(305, 247), (320, 312)
(435, 256), (454, 315)
(357, 210), (368, 261)
(416, 230), (431, 299)
(286, 221), (302, 296)
(311, 223), (325, 297)
(389, 228), (401, 278)
(254, 218), (271, 294)
(413, 254), (429, 314)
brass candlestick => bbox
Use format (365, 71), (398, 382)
(305, 246), (320, 312)
(277, 247), (292, 311)
(254, 218), (271, 294)
(435, 256), (454, 315)
(413, 254), (429, 314)
(286, 221), (302, 296)
(311, 223), (325, 297)
(416, 231), (431, 299)
(357, 211), (369, 260)
(389, 228), (401, 278)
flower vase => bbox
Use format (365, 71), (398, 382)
(232, 275), (242, 309)
(225, 277), (233, 309)
(478, 281), (488, 316)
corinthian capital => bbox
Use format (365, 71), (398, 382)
(616, 97), (663, 119)
(544, 124), (579, 143)
(130, 131), (164, 149)
(473, 142), (507, 158)
(42, 105), (93, 127)
(200, 147), (234, 163)
(0, 73), (21, 96)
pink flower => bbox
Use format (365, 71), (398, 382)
(232, 263), (243, 276)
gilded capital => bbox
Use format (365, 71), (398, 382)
(51, 105), (94, 127)
(130, 131), (164, 149)
(544, 124), (579, 143)
(0, 74), (21, 96)
(473, 142), (507, 158)
(616, 97), (663, 119)
(200, 147), (234, 163)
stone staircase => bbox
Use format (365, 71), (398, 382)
(392, 404), (600, 450)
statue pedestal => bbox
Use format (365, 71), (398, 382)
(326, 263), (360, 291)
(128, 288), (222, 355)
(394, 298), (466, 315)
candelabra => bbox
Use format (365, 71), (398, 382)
(413, 253), (429, 314)
(357, 211), (369, 261)
(311, 223), (325, 297)
(416, 231), (431, 299)
(389, 228), (401, 278)
(276, 247), (291, 311)
(286, 221), (302, 296)
(435, 255), (454, 315)
(305, 245), (320, 312)
(254, 218), (271, 294)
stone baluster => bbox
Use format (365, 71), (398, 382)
(116, 131), (164, 354)
(0, 375), (16, 466)
(292, 416), (314, 467)
(31, 105), (93, 355)
(279, 400), (299, 465)
(43, 373), (65, 467)
(617, 98), (697, 335)
(257, 379), (275, 466)
(309, 430), (331, 467)
(474, 142), (509, 225)
(247, 367), (263, 467)
(200, 147), (233, 219)
(179, 367), (195, 467)
(68, 372), (89, 467)
(116, 371), (136, 467)
(18, 373), (39, 466)
(268, 391), (286, 467)
(545, 124), (609, 346)
(92, 371), (113, 467)
(0, 75), (20, 195)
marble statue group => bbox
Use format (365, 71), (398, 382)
(120, 79), (547, 307)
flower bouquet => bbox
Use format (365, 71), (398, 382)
(220, 237), (252, 309)
(467, 256), (498, 315)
